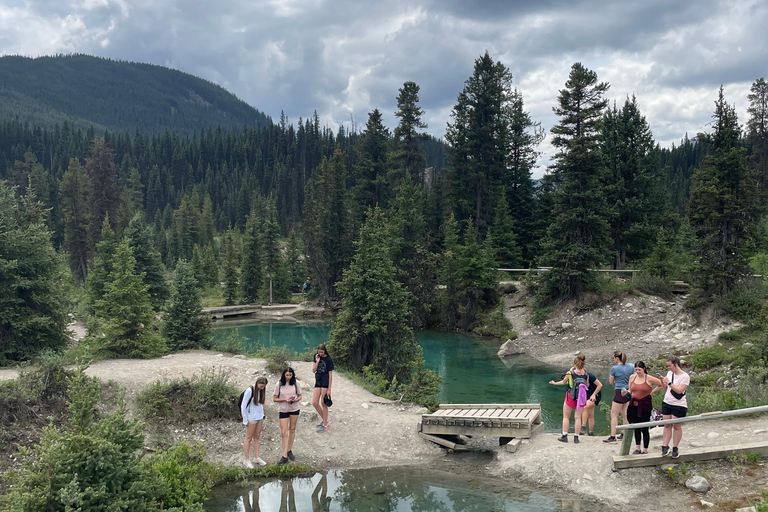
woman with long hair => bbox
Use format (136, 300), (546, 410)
(274, 367), (302, 465)
(660, 355), (689, 458)
(549, 354), (597, 443)
(604, 350), (634, 444)
(241, 376), (269, 467)
(312, 344), (334, 433)
(623, 361), (662, 454)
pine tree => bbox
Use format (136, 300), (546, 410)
(390, 81), (427, 188)
(302, 150), (353, 302)
(85, 138), (118, 252)
(439, 213), (461, 329)
(486, 188), (522, 268)
(0, 180), (69, 362)
(746, 77), (768, 192)
(201, 245), (219, 288)
(687, 87), (759, 296)
(93, 239), (166, 358)
(60, 157), (91, 284)
(115, 167), (144, 233)
(222, 229), (240, 306)
(285, 229), (309, 293)
(327, 207), (420, 383)
(124, 212), (169, 310)
(452, 219), (498, 331)
(240, 212), (263, 303)
(87, 216), (118, 316)
(353, 109), (391, 214)
(260, 197), (283, 304)
(602, 96), (665, 269)
(163, 259), (211, 351)
(538, 63), (612, 302)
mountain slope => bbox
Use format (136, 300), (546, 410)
(0, 54), (270, 134)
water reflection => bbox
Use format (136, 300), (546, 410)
(205, 468), (614, 512)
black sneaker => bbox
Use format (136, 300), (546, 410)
(671, 447), (679, 459)
(277, 456), (289, 465)
(588, 432), (595, 436)
(557, 435), (568, 443)
(287, 450), (295, 462)
(573, 436), (580, 444)
(617, 433), (624, 440)
(661, 446), (670, 456)
(603, 436), (617, 444)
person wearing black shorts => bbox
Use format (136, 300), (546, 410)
(580, 370), (603, 436)
(274, 367), (302, 465)
(660, 355), (689, 459)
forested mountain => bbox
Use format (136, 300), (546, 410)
(0, 54), (270, 134)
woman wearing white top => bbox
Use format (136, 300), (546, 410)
(660, 355), (690, 459)
(241, 376), (268, 467)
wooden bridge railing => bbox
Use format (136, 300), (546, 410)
(616, 404), (768, 456)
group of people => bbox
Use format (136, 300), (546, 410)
(549, 351), (690, 457)
(240, 344), (334, 467)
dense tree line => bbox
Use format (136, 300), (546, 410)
(2, 53), (767, 388)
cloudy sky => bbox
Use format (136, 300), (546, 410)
(1, 0), (766, 175)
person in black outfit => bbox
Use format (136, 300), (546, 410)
(312, 343), (334, 433)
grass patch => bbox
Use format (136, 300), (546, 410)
(136, 368), (240, 424)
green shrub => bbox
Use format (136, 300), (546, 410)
(718, 280), (768, 327)
(473, 300), (513, 338)
(136, 368), (239, 424)
(145, 440), (215, 510)
(688, 344), (729, 370)
(209, 329), (245, 354)
(254, 344), (296, 373)
(689, 388), (745, 415)
(632, 273), (673, 299)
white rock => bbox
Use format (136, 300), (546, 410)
(753, 429), (768, 434)
(497, 339), (524, 357)
(685, 475), (710, 492)
(233, 354), (247, 359)
(707, 432), (720, 439)
(361, 403), (369, 409)
(735, 507), (756, 512)
(583, 474), (593, 481)
(690, 442), (705, 448)
(548, 331), (557, 337)
(674, 333), (684, 340)
(215, 353), (224, 357)
(577, 337), (585, 342)
(700, 500), (714, 508)
(691, 333), (701, 339)
(561, 322), (573, 330)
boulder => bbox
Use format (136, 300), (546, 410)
(561, 322), (573, 330)
(685, 475), (710, 493)
(497, 339), (525, 357)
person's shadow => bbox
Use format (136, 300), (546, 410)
(240, 483), (261, 512)
(279, 479), (297, 512)
(311, 473), (332, 512)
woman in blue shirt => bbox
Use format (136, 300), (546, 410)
(603, 350), (634, 444)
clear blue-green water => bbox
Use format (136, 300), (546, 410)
(204, 467), (613, 512)
(213, 319), (613, 432)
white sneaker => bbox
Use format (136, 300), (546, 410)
(253, 457), (267, 466)
(244, 460), (254, 469)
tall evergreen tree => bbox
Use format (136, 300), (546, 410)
(0, 180), (69, 362)
(538, 63), (612, 302)
(687, 87), (759, 296)
(85, 138), (118, 251)
(87, 216), (117, 316)
(124, 212), (169, 310)
(602, 96), (665, 269)
(390, 82), (427, 188)
(92, 239), (166, 358)
(60, 157), (91, 284)
(746, 77), (768, 192)
(327, 207), (420, 383)
(486, 187), (521, 268)
(352, 109), (391, 214)
(163, 259), (211, 351)
(451, 219), (498, 331)
(240, 212), (263, 303)
(260, 197), (283, 304)
(302, 150), (353, 302)
(222, 229), (240, 306)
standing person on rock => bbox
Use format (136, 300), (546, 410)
(549, 354), (596, 443)
(623, 361), (663, 454)
(660, 355), (689, 459)
(312, 344), (334, 433)
(580, 368), (603, 436)
(274, 367), (302, 465)
(604, 350), (634, 444)
(241, 376), (269, 467)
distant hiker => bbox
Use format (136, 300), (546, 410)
(274, 367), (302, 465)
(302, 277), (312, 295)
(579, 369), (603, 436)
(241, 376), (268, 467)
(624, 361), (663, 454)
(603, 350), (634, 444)
(660, 355), (689, 459)
(549, 354), (592, 443)
(312, 344), (334, 433)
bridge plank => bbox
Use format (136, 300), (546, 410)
(613, 441), (768, 469)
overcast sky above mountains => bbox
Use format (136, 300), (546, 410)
(1, 0), (766, 175)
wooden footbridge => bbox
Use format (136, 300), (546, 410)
(419, 404), (544, 452)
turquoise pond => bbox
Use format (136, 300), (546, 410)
(213, 320), (615, 433)
(204, 466), (615, 512)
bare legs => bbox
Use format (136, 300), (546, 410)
(610, 400), (629, 437)
(312, 387), (329, 427)
(581, 401), (596, 433)
(243, 420), (263, 461)
(662, 414), (683, 447)
(279, 414), (300, 457)
(561, 401), (581, 435)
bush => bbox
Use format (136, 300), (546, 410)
(253, 344), (296, 373)
(718, 280), (768, 327)
(209, 329), (244, 354)
(473, 300), (513, 338)
(145, 440), (215, 511)
(689, 388), (745, 415)
(632, 272), (673, 299)
(688, 345), (729, 370)
(136, 368), (239, 424)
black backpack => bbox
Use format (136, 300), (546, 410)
(569, 372), (589, 400)
(238, 385), (255, 410)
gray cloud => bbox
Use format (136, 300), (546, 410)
(1, 0), (767, 175)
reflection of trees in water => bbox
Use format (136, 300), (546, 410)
(334, 467), (449, 512)
(311, 473), (331, 512)
(239, 484), (261, 512)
